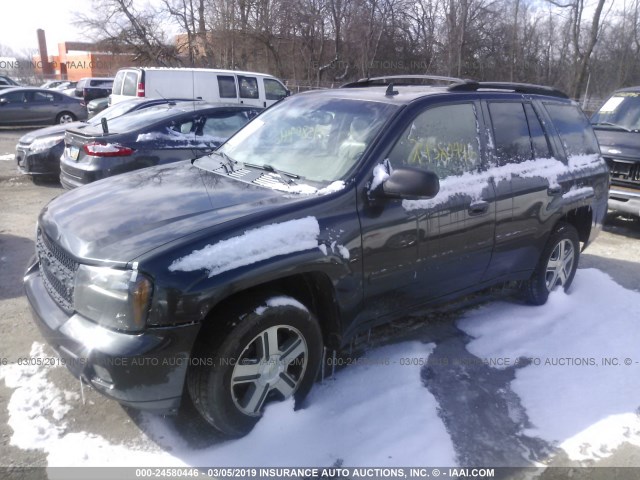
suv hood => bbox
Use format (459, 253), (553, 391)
(39, 160), (293, 264)
(594, 129), (640, 161)
(20, 122), (86, 144)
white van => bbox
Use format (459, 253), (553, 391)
(109, 68), (289, 108)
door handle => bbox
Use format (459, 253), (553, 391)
(468, 200), (490, 215)
(547, 186), (563, 196)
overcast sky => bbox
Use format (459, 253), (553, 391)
(0, 0), (97, 55)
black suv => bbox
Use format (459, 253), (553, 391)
(591, 86), (640, 217)
(25, 80), (609, 437)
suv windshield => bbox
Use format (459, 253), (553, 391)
(591, 92), (640, 132)
(217, 94), (398, 182)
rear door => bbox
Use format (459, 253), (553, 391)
(482, 98), (573, 280)
(27, 90), (57, 123)
(136, 114), (199, 166)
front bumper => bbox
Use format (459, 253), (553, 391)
(16, 143), (63, 176)
(609, 187), (640, 217)
(24, 260), (202, 413)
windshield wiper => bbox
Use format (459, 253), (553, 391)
(244, 162), (300, 184)
(592, 122), (631, 132)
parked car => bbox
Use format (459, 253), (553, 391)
(110, 67), (289, 108)
(74, 77), (113, 105)
(0, 75), (19, 90)
(16, 97), (195, 181)
(0, 87), (87, 125)
(87, 97), (109, 118)
(41, 80), (71, 89)
(25, 80), (608, 438)
(53, 81), (76, 91)
(591, 86), (640, 217)
(60, 101), (261, 189)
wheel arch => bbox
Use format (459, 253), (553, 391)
(197, 271), (342, 351)
(559, 205), (592, 246)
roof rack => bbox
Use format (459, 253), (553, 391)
(448, 81), (568, 99)
(341, 75), (465, 88)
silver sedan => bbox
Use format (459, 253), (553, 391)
(0, 87), (87, 126)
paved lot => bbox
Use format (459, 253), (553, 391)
(0, 127), (639, 472)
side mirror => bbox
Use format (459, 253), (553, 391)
(382, 167), (440, 199)
(285, 89), (291, 97)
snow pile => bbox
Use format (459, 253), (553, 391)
(458, 268), (640, 462)
(0, 343), (78, 450)
(169, 216), (321, 277)
(3, 341), (455, 467)
(403, 154), (602, 211)
(0, 153), (15, 161)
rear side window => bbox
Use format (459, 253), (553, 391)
(264, 79), (287, 101)
(545, 103), (599, 156)
(524, 104), (551, 158)
(112, 72), (125, 95)
(122, 73), (137, 96)
(488, 102), (533, 165)
(238, 76), (259, 99)
(0, 79), (10, 86)
(31, 91), (55, 102)
(388, 102), (480, 179)
(218, 76), (236, 98)
(200, 111), (252, 140)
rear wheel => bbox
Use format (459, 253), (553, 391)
(56, 112), (76, 124)
(522, 222), (580, 305)
(187, 295), (323, 437)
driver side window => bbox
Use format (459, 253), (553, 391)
(388, 103), (480, 179)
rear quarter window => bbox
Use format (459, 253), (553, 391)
(112, 72), (125, 95)
(545, 103), (599, 156)
(122, 73), (137, 96)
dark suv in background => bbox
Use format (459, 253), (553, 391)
(74, 77), (114, 105)
(25, 79), (609, 438)
(591, 86), (640, 217)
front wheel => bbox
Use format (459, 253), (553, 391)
(187, 296), (323, 437)
(521, 222), (580, 305)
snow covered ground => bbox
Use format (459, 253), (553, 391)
(1, 268), (639, 468)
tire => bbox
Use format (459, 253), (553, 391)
(521, 222), (580, 305)
(187, 295), (323, 437)
(56, 112), (76, 124)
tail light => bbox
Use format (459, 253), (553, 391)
(83, 142), (134, 157)
(137, 82), (145, 97)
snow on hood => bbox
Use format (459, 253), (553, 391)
(169, 216), (321, 277)
(403, 154), (602, 211)
(458, 268), (640, 461)
(0, 341), (455, 467)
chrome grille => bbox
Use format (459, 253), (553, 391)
(605, 158), (640, 187)
(36, 229), (78, 312)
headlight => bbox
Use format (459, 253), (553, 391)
(29, 135), (65, 153)
(74, 266), (153, 332)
